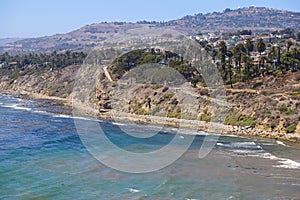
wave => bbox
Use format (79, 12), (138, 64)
(260, 152), (300, 169)
(229, 149), (300, 170)
(1, 104), (32, 111)
(276, 140), (288, 146)
(111, 122), (127, 126)
(52, 113), (102, 122)
(127, 188), (140, 193)
(217, 141), (262, 150)
(276, 159), (300, 169)
(33, 110), (48, 114)
(218, 141), (300, 169)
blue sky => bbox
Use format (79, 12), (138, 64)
(0, 0), (299, 38)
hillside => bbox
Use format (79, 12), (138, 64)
(1, 44), (299, 141)
(163, 7), (300, 33)
(1, 7), (299, 53)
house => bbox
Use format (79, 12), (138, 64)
(241, 35), (253, 40)
(260, 35), (275, 43)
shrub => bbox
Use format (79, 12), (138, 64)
(270, 122), (276, 130)
(161, 93), (174, 101)
(199, 113), (212, 122)
(253, 81), (263, 89)
(224, 112), (256, 127)
(9, 71), (20, 79)
(285, 124), (296, 133)
(283, 109), (296, 115)
(278, 105), (288, 113)
(261, 109), (271, 115)
(167, 112), (181, 119)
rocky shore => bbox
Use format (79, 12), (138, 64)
(1, 89), (300, 143)
(98, 111), (300, 143)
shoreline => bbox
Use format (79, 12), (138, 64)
(97, 112), (300, 143)
(1, 90), (300, 143)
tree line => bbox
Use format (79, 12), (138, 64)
(200, 38), (300, 87)
(0, 51), (86, 70)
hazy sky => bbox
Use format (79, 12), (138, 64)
(0, 0), (299, 38)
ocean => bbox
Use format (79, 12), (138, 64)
(0, 93), (300, 199)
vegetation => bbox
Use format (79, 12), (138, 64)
(110, 48), (202, 85)
(0, 51), (86, 69)
(0, 51), (86, 79)
(285, 124), (296, 133)
(224, 112), (256, 127)
(201, 34), (300, 85)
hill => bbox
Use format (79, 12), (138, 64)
(1, 7), (299, 53)
(163, 7), (300, 33)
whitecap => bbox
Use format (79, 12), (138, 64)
(275, 159), (300, 169)
(53, 114), (73, 119)
(112, 122), (127, 126)
(2, 104), (32, 111)
(249, 152), (300, 169)
(276, 140), (288, 146)
(33, 110), (48, 114)
(127, 188), (140, 193)
(53, 113), (101, 122)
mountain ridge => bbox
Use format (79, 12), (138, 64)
(1, 6), (299, 53)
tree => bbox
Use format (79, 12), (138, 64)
(244, 40), (254, 56)
(256, 39), (266, 55)
(286, 40), (293, 52)
(227, 63), (234, 88)
(233, 43), (246, 72)
(218, 41), (227, 79)
(227, 50), (233, 65)
(267, 46), (277, 68)
(210, 49), (218, 63)
(204, 44), (212, 53)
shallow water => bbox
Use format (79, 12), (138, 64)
(1, 94), (300, 199)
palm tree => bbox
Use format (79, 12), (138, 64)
(286, 40), (293, 52)
(210, 49), (218, 63)
(233, 43), (246, 72)
(218, 41), (227, 79)
(244, 40), (254, 56)
(256, 39), (266, 55)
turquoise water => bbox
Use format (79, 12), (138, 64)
(1, 94), (300, 199)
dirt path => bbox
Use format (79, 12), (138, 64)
(103, 66), (113, 82)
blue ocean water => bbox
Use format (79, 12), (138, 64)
(1, 93), (300, 199)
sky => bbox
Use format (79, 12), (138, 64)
(0, 0), (299, 38)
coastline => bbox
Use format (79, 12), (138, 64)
(1, 89), (300, 143)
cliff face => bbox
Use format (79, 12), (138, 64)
(226, 72), (300, 133)
(0, 65), (77, 99)
(0, 59), (299, 136)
